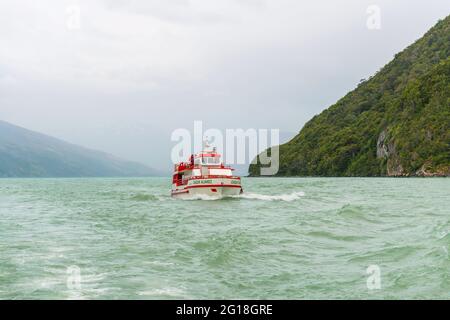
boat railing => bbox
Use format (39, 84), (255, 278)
(176, 164), (235, 172)
(187, 175), (241, 180)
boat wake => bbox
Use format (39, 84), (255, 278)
(180, 191), (305, 201)
(235, 191), (305, 202)
(181, 194), (227, 201)
(183, 191), (305, 202)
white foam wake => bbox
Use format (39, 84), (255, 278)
(236, 191), (305, 202)
(180, 191), (305, 201)
(138, 287), (185, 297)
(181, 194), (224, 201)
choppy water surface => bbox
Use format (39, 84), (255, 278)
(0, 177), (449, 299)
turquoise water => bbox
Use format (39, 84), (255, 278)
(0, 177), (449, 299)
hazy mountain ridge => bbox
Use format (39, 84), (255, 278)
(0, 120), (159, 177)
(250, 15), (450, 177)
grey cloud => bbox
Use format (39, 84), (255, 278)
(0, 0), (448, 172)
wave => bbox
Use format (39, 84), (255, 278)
(306, 230), (370, 242)
(337, 204), (368, 219)
(348, 245), (420, 263)
(130, 194), (159, 201)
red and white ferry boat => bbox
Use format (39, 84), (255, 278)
(171, 143), (243, 199)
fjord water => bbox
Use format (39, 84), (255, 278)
(0, 177), (449, 299)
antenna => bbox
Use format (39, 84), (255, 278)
(203, 137), (210, 150)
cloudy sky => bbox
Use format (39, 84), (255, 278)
(0, 0), (448, 172)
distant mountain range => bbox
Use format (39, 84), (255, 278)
(0, 120), (160, 177)
(250, 15), (450, 177)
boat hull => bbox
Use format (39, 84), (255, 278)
(171, 178), (243, 199)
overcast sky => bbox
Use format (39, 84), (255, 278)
(0, 0), (448, 172)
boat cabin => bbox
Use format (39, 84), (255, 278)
(172, 147), (234, 186)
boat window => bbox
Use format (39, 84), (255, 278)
(203, 157), (220, 165)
